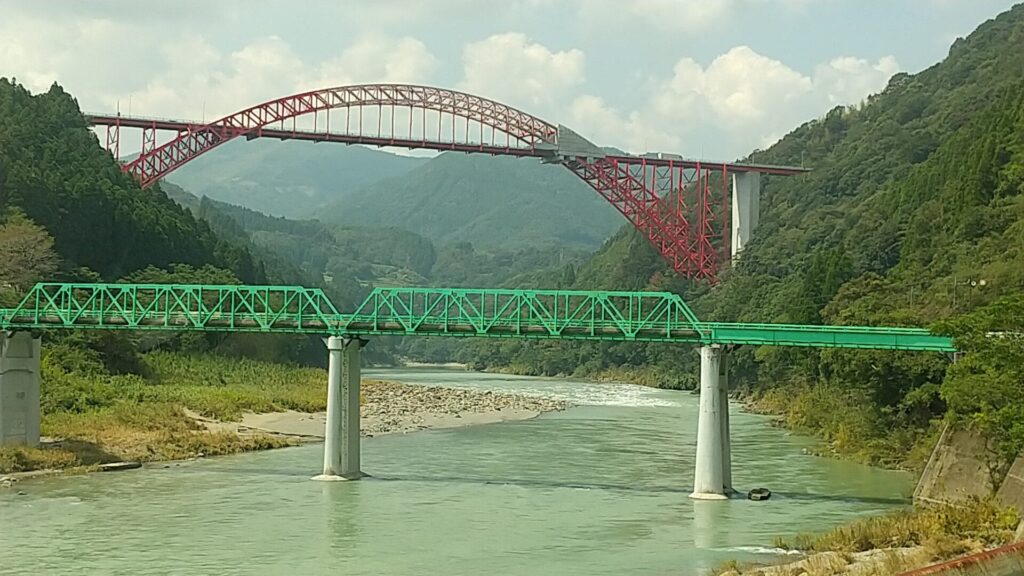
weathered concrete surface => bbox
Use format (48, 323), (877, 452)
(996, 453), (1024, 518)
(899, 541), (1024, 575)
(915, 425), (995, 505)
(0, 332), (41, 446)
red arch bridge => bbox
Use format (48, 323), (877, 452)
(87, 84), (808, 282)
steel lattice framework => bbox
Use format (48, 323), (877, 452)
(0, 283), (955, 352)
(88, 83), (808, 281)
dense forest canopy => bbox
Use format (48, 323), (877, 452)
(0, 79), (264, 283)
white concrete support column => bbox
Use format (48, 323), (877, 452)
(691, 345), (728, 500)
(719, 351), (733, 494)
(0, 332), (42, 447)
(731, 172), (761, 260)
(313, 336), (364, 481)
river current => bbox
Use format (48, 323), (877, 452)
(0, 369), (912, 575)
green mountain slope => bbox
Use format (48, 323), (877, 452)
(427, 4), (1024, 468)
(193, 195), (590, 294)
(324, 152), (624, 249)
(168, 138), (426, 219)
(0, 80), (263, 283)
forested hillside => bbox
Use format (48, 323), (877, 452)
(0, 79), (354, 368)
(168, 138), (426, 219)
(191, 194), (589, 295)
(169, 131), (625, 251)
(0, 80), (263, 284)
(427, 5), (1024, 471)
(322, 152), (624, 249)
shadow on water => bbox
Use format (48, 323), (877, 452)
(189, 455), (909, 506)
(356, 474), (910, 506)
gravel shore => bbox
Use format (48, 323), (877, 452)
(226, 379), (570, 439)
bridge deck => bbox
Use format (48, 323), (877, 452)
(0, 283), (954, 352)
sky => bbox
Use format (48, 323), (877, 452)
(0, 0), (1018, 160)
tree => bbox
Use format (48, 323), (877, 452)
(935, 295), (1024, 486)
(0, 216), (59, 291)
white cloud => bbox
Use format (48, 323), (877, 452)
(0, 2), (902, 161)
(567, 45), (899, 157)
(814, 55), (900, 106)
(459, 33), (585, 111)
(309, 35), (439, 89)
(578, 0), (736, 33)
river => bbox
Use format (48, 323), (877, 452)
(0, 369), (912, 575)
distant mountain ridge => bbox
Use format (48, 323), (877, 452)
(169, 140), (625, 250)
(168, 138), (426, 219)
(323, 152), (624, 249)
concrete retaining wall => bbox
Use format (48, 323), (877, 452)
(996, 453), (1024, 516)
(914, 425), (994, 505)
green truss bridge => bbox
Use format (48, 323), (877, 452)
(0, 283), (954, 496)
(0, 283), (953, 351)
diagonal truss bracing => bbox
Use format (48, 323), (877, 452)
(0, 283), (955, 352)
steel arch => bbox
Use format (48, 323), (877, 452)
(124, 84), (559, 187)
(104, 84), (761, 281)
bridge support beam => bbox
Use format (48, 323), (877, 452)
(0, 332), (42, 447)
(731, 172), (761, 260)
(691, 345), (731, 500)
(312, 336), (365, 481)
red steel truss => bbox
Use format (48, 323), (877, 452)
(88, 83), (805, 281)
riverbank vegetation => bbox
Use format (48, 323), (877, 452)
(777, 498), (1017, 554)
(713, 498), (1019, 575)
(0, 349), (333, 474)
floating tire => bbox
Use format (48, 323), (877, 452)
(748, 488), (771, 501)
(98, 461), (142, 472)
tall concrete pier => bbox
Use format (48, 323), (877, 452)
(0, 332), (41, 447)
(731, 172), (761, 259)
(313, 336), (365, 481)
(691, 345), (733, 500)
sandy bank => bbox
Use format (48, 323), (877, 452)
(193, 379), (569, 441)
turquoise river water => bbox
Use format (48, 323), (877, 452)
(0, 369), (912, 575)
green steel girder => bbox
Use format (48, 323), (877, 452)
(0, 283), (955, 352)
(337, 287), (704, 340)
(0, 283), (341, 333)
(699, 323), (955, 352)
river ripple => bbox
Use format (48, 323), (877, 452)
(0, 369), (912, 576)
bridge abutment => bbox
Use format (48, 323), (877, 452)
(691, 345), (731, 500)
(731, 172), (761, 260)
(0, 332), (42, 447)
(312, 336), (365, 481)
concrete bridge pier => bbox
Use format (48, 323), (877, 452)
(719, 351), (733, 494)
(312, 336), (365, 481)
(0, 332), (42, 447)
(731, 172), (761, 260)
(691, 345), (733, 500)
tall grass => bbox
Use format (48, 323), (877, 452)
(1, 350), (329, 474)
(776, 498), (1018, 553)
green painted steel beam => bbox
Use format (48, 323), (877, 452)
(699, 323), (955, 352)
(0, 283), (955, 352)
(0, 283), (341, 333)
